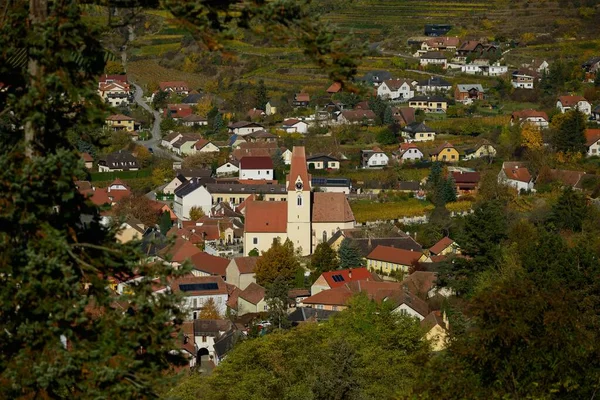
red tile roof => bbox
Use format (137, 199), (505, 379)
(106, 114), (134, 121)
(239, 282), (266, 304)
(239, 156), (273, 170)
(503, 163), (532, 183)
(159, 81), (189, 91)
(558, 95), (587, 107)
(233, 256), (260, 274)
(430, 237), (455, 255)
(190, 252), (230, 277)
(327, 82), (342, 93)
(321, 267), (373, 288)
(161, 238), (202, 263)
(81, 152), (93, 162)
(367, 245), (422, 266)
(295, 92), (310, 102)
(244, 201), (287, 233)
(511, 109), (548, 121)
(585, 129), (600, 147)
(303, 280), (403, 306)
(226, 284), (241, 310)
(312, 192), (355, 223)
(402, 271), (438, 298)
(451, 171), (480, 184)
(287, 146), (311, 191)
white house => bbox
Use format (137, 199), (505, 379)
(192, 319), (232, 365)
(216, 161), (240, 177)
(98, 81), (131, 107)
(361, 147), (389, 168)
(419, 51), (447, 68)
(396, 143), (424, 163)
(311, 177), (352, 194)
(415, 77), (452, 94)
(193, 139), (220, 154)
(486, 64), (508, 76)
(557, 95), (592, 115)
(306, 154), (340, 170)
(228, 121), (265, 136)
(173, 178), (213, 219)
(585, 129), (600, 157)
(461, 64), (482, 74)
(511, 71), (535, 89)
(377, 79), (415, 101)
(239, 156), (274, 180)
(281, 148), (292, 165)
(498, 162), (535, 192)
(510, 110), (549, 129)
(282, 119), (309, 134)
(171, 276), (229, 319)
(161, 132), (184, 150)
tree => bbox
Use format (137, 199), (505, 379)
(182, 152), (218, 169)
(548, 187), (588, 232)
(368, 96), (387, 124)
(151, 164), (175, 187)
(112, 195), (161, 226)
(338, 238), (365, 269)
(310, 242), (340, 281)
(248, 248), (260, 256)
(189, 206), (205, 221)
(595, 70), (600, 87)
(152, 90), (169, 110)
(254, 238), (301, 286)
(160, 116), (177, 133)
(255, 79), (268, 110)
(520, 123), (542, 150)
(552, 109), (587, 154)
(383, 105), (394, 125)
(212, 113), (224, 132)
(159, 211), (173, 235)
(442, 176), (457, 203)
(376, 127), (396, 145)
(104, 60), (125, 74)
(134, 145), (153, 168)
(199, 298), (221, 319)
(265, 276), (291, 329)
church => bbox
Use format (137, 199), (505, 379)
(243, 146), (356, 256)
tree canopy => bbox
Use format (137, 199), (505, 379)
(254, 238), (301, 286)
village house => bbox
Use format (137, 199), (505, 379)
(237, 283), (267, 315)
(421, 311), (449, 351)
(366, 245), (427, 275)
(430, 237), (460, 256)
(510, 110), (549, 129)
(303, 280), (398, 311)
(105, 114), (135, 132)
(163, 168), (213, 195)
(395, 143), (424, 163)
(225, 257), (259, 291)
(454, 84), (485, 102)
(306, 154), (341, 170)
(337, 109), (377, 125)
(164, 104), (193, 120)
(159, 81), (189, 95)
(522, 59), (549, 74)
(181, 115), (208, 127)
(189, 252), (230, 279)
(115, 218), (146, 244)
(97, 150), (139, 172)
(207, 183), (287, 206)
(419, 37), (460, 55)
(463, 140), (497, 160)
(415, 77), (452, 94)
(192, 319), (233, 365)
(456, 40), (485, 57)
(424, 24), (452, 37)
(239, 156), (274, 180)
(173, 177), (214, 219)
(244, 130), (278, 144)
(98, 80), (131, 107)
(170, 275), (229, 319)
(361, 147), (389, 168)
(408, 95), (448, 113)
(556, 95), (591, 115)
(171, 135), (201, 156)
(511, 70), (535, 89)
(310, 267), (376, 295)
(310, 177), (352, 194)
(81, 152), (93, 169)
(77, 179), (132, 206)
(419, 51), (447, 68)
(282, 119), (309, 134)
(326, 82), (342, 94)
(243, 147), (355, 255)
(498, 162), (535, 192)
(247, 108), (265, 120)
(360, 70), (393, 87)
(181, 91), (204, 105)
(227, 121), (265, 136)
(430, 142), (459, 162)
(216, 160), (240, 177)
(402, 121), (436, 142)
(585, 129), (600, 157)
(193, 139), (220, 154)
(293, 92), (310, 107)
(377, 78), (415, 101)
(392, 106), (416, 126)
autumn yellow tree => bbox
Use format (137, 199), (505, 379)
(520, 123), (543, 150)
(151, 165), (175, 187)
(195, 96), (213, 117)
(189, 206), (205, 221)
(255, 238), (301, 286)
(199, 298), (220, 319)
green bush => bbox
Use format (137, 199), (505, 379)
(90, 169), (151, 181)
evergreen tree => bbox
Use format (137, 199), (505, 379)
(383, 105), (394, 125)
(152, 90), (169, 110)
(265, 276), (292, 329)
(338, 238), (365, 269)
(553, 109), (587, 154)
(427, 162), (443, 189)
(548, 187), (588, 232)
(310, 242), (340, 281)
(595, 70), (600, 87)
(212, 113), (224, 132)
(376, 128), (396, 145)
(368, 96), (387, 124)
(248, 248), (260, 256)
(159, 211), (172, 235)
(255, 238), (300, 286)
(443, 176), (458, 203)
(255, 79), (269, 110)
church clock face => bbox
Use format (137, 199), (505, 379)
(295, 182), (303, 191)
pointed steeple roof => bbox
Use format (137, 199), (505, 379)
(287, 146), (311, 191)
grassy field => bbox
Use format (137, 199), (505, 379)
(350, 198), (473, 222)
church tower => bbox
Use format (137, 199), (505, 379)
(286, 146), (312, 255)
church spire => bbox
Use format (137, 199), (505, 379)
(287, 146), (311, 191)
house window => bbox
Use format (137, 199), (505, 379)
(202, 336), (207, 343)
(258, 171), (261, 175)
(322, 231), (327, 243)
(263, 305), (268, 311)
(193, 312), (197, 319)
(253, 237), (258, 245)
(239, 197), (244, 203)
(193, 299), (197, 308)
(316, 305), (324, 310)
(297, 195), (302, 206)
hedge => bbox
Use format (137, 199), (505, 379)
(90, 169), (151, 181)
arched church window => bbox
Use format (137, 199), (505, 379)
(297, 195), (302, 206)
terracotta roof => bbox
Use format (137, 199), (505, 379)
(382, 78), (412, 90)
(303, 285), (353, 306)
(240, 156), (273, 170)
(425, 36), (459, 48)
(451, 171), (480, 184)
(421, 310), (446, 330)
(458, 40), (482, 52)
(327, 82), (342, 93)
(239, 282), (266, 305)
(247, 108), (265, 118)
(161, 237), (202, 263)
(558, 95), (588, 107)
(295, 92), (310, 102)
(287, 146), (311, 191)
(233, 256), (259, 274)
(304, 280), (403, 306)
(399, 142), (419, 151)
(367, 245), (422, 266)
(340, 110), (376, 122)
(190, 252), (229, 277)
(312, 192), (355, 223)
(244, 201), (287, 233)
(99, 74), (128, 84)
(106, 114), (134, 121)
(226, 284), (241, 310)
(502, 162), (532, 183)
(402, 271), (438, 298)
(159, 81), (189, 91)
(511, 109), (548, 120)
(170, 275), (228, 296)
(385, 289), (429, 318)
(81, 152), (93, 162)
(283, 118), (301, 126)
(430, 237), (455, 255)
(321, 267), (374, 288)
(585, 129), (600, 146)
(430, 142), (455, 156)
(548, 169), (586, 188)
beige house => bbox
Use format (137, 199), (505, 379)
(105, 114), (135, 132)
(407, 96), (448, 113)
(243, 147), (356, 256)
(194, 139), (220, 154)
(429, 237), (460, 256)
(464, 140), (497, 160)
(421, 311), (449, 351)
(116, 218), (145, 243)
(237, 283), (267, 315)
(225, 257), (259, 290)
(366, 245), (429, 275)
